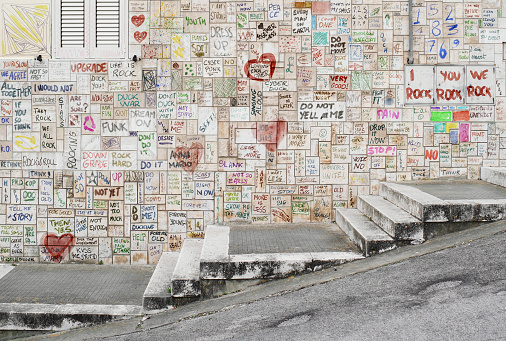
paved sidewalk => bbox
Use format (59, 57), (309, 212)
(0, 264), (155, 305)
(229, 223), (359, 254)
(0, 264), (155, 331)
(404, 179), (506, 200)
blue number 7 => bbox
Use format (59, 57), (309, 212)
(428, 39), (436, 52)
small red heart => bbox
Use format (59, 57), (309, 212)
(134, 31), (147, 43)
(174, 143), (204, 174)
(255, 120), (287, 152)
(43, 233), (75, 262)
(131, 15), (145, 27)
(244, 53), (277, 82)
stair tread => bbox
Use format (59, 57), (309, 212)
(172, 239), (204, 281)
(336, 208), (394, 241)
(359, 195), (421, 223)
(381, 182), (447, 205)
(144, 252), (179, 297)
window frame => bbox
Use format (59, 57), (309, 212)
(53, 0), (127, 59)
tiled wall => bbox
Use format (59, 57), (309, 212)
(0, 0), (504, 263)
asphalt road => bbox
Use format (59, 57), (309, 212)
(103, 231), (506, 341)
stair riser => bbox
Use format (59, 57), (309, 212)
(172, 280), (201, 298)
(142, 297), (172, 311)
(337, 219), (367, 255)
(200, 262), (229, 280)
(368, 241), (397, 255)
(227, 260), (309, 280)
(424, 221), (493, 240)
(481, 167), (506, 187)
(450, 203), (506, 222)
(201, 256), (363, 280)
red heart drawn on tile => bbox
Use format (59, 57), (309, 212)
(43, 233), (75, 262)
(244, 53), (276, 82)
(131, 15), (145, 27)
(254, 120), (287, 152)
(134, 31), (147, 43)
(174, 143), (204, 174)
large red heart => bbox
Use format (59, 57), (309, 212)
(131, 15), (145, 27)
(244, 53), (276, 82)
(43, 233), (75, 262)
(174, 143), (204, 174)
(254, 120), (287, 152)
(134, 31), (147, 43)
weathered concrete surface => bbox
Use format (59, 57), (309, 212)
(200, 225), (230, 280)
(380, 182), (450, 222)
(171, 239), (203, 298)
(424, 221), (493, 240)
(0, 304), (141, 331)
(32, 221), (506, 341)
(335, 208), (396, 256)
(447, 199), (506, 222)
(142, 252), (179, 311)
(308, 252), (364, 270)
(200, 279), (266, 299)
(0, 265), (154, 306)
(0, 264), (153, 331)
(226, 252), (363, 280)
(228, 223), (358, 254)
(227, 253), (313, 280)
(481, 167), (506, 188)
(357, 195), (424, 242)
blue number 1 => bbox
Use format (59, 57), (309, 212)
(414, 9), (421, 25)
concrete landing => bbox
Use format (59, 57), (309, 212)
(0, 264), (154, 330)
(403, 179), (506, 201)
(0, 264), (154, 305)
(201, 224), (364, 280)
(229, 223), (359, 254)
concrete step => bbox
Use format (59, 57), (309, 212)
(335, 208), (396, 256)
(481, 167), (506, 187)
(380, 182), (450, 222)
(171, 239), (204, 299)
(357, 195), (424, 242)
(200, 225), (230, 280)
(142, 252), (179, 311)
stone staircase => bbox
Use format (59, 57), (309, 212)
(142, 167), (506, 311)
(336, 167), (506, 257)
(142, 224), (363, 310)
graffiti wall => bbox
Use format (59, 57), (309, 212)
(0, 0), (505, 263)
